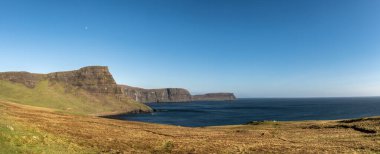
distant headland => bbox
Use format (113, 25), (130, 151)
(121, 85), (236, 103)
(0, 66), (236, 114)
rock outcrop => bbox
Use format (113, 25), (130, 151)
(47, 66), (123, 94)
(0, 72), (44, 88)
(192, 93), (236, 101)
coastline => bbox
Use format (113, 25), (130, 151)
(94, 109), (154, 117)
(101, 98), (380, 127)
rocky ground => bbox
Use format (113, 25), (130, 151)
(0, 100), (379, 153)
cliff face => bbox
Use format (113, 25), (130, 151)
(192, 93), (236, 101)
(122, 86), (192, 103)
(122, 86), (236, 103)
(47, 66), (123, 94)
(0, 66), (125, 95)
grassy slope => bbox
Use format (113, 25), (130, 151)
(0, 80), (151, 115)
(0, 100), (379, 153)
(0, 104), (98, 154)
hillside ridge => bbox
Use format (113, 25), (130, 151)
(0, 66), (236, 104)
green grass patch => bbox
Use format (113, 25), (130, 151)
(0, 80), (151, 115)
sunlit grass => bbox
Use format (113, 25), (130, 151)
(0, 106), (98, 154)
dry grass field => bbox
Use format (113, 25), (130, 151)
(0, 100), (379, 153)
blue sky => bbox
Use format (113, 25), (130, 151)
(0, 0), (380, 97)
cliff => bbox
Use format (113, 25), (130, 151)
(0, 66), (236, 106)
(192, 93), (236, 101)
(122, 86), (236, 103)
(0, 66), (152, 115)
(47, 66), (123, 95)
(121, 86), (192, 103)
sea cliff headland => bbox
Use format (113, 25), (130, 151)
(0, 66), (236, 115)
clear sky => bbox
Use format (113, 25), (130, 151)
(1, 0), (380, 98)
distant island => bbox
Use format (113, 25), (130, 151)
(0, 66), (235, 115)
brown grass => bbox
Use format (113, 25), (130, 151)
(1, 100), (379, 153)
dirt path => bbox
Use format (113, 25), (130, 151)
(1, 101), (379, 153)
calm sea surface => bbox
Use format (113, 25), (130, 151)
(107, 97), (380, 127)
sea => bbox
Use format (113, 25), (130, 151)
(107, 97), (380, 127)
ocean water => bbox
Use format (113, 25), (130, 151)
(107, 97), (380, 127)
